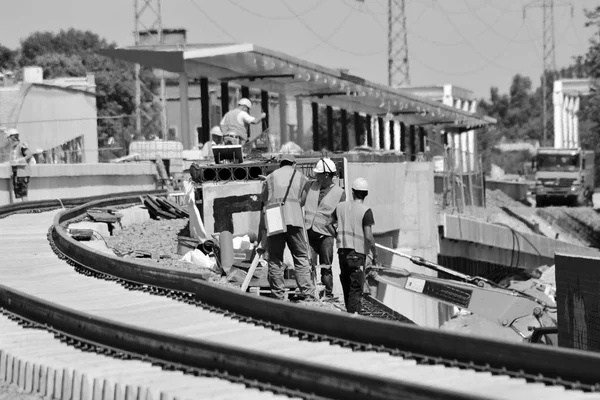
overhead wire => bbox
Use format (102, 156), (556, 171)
(280, 0), (385, 57)
(227, 0), (326, 21)
(295, 6), (356, 57)
(188, 0), (237, 42)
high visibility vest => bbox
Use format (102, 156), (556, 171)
(335, 200), (369, 255)
(266, 166), (306, 228)
(304, 182), (344, 236)
(220, 109), (248, 140)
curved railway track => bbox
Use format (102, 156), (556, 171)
(2, 192), (600, 400)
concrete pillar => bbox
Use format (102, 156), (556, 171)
(393, 121), (401, 152)
(562, 94), (570, 148)
(453, 133), (461, 172)
(179, 73), (192, 150)
(467, 130), (475, 171)
(553, 81), (564, 149)
(373, 117), (380, 149)
(279, 92), (288, 147)
(460, 132), (468, 172)
(353, 112), (361, 147)
(383, 118), (391, 150)
(573, 97), (580, 148)
(566, 96), (574, 148)
(442, 84), (453, 107)
(296, 97), (304, 148)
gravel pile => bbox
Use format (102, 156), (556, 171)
(485, 189), (526, 209)
(0, 382), (43, 400)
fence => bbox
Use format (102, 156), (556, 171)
(427, 140), (486, 214)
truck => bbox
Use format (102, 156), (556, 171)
(532, 147), (594, 207)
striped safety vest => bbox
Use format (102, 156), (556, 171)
(266, 166), (306, 228)
(335, 200), (369, 255)
(220, 109), (248, 140)
(304, 182), (344, 236)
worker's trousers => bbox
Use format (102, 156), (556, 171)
(338, 249), (365, 313)
(267, 226), (315, 300)
(307, 229), (334, 298)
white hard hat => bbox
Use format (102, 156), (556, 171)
(313, 158), (337, 174)
(238, 98), (252, 109)
(210, 126), (223, 136)
(6, 128), (18, 137)
(352, 177), (369, 191)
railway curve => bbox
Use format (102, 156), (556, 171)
(1, 192), (600, 400)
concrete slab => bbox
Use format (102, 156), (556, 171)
(68, 221), (110, 239)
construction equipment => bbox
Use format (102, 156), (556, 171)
(532, 147), (595, 207)
(373, 244), (558, 345)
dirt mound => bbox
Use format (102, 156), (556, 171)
(485, 189), (526, 209)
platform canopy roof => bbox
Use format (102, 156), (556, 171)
(100, 43), (496, 130)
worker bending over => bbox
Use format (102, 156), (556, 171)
(200, 126), (224, 159)
(333, 177), (377, 313)
(220, 98), (266, 146)
(303, 158), (346, 300)
(261, 154), (316, 301)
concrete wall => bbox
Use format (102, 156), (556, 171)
(555, 253), (600, 352)
(0, 163), (158, 205)
(441, 214), (600, 270)
(485, 179), (530, 202)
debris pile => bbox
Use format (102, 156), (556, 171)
(142, 194), (189, 220)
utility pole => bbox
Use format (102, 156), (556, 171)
(134, 0), (167, 139)
(523, 0), (573, 146)
(388, 0), (410, 87)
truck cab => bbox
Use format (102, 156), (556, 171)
(533, 147), (594, 207)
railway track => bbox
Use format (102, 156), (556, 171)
(2, 192), (600, 400)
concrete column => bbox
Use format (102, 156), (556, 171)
(261, 90), (270, 132)
(460, 131), (468, 172)
(366, 115), (372, 147)
(467, 130), (475, 171)
(573, 97), (580, 148)
(567, 96), (575, 148)
(373, 117), (380, 149)
(553, 81), (564, 149)
(453, 133), (461, 173)
(326, 105), (334, 151)
(393, 121), (401, 152)
(383, 118), (391, 150)
(562, 95), (570, 148)
(279, 92), (288, 146)
(179, 73), (191, 150)
(296, 97), (304, 149)
(442, 84), (453, 107)
(221, 82), (229, 115)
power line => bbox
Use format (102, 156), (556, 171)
(188, 0), (237, 41)
(295, 6), (356, 57)
(281, 0), (385, 57)
(227, 0), (326, 21)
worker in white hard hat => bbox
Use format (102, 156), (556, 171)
(303, 157), (346, 300)
(220, 98), (267, 146)
(5, 128), (36, 201)
(200, 126), (224, 159)
(331, 177), (377, 313)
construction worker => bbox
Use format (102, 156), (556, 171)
(220, 98), (267, 146)
(201, 126), (224, 159)
(332, 177), (378, 313)
(5, 128), (36, 201)
(303, 158), (346, 300)
(260, 154), (315, 301)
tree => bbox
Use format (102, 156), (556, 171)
(0, 44), (16, 70)
(18, 29), (161, 159)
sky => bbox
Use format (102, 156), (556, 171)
(1, 0), (598, 98)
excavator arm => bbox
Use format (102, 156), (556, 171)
(373, 244), (558, 345)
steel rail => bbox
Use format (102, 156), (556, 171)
(3, 193), (600, 392)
